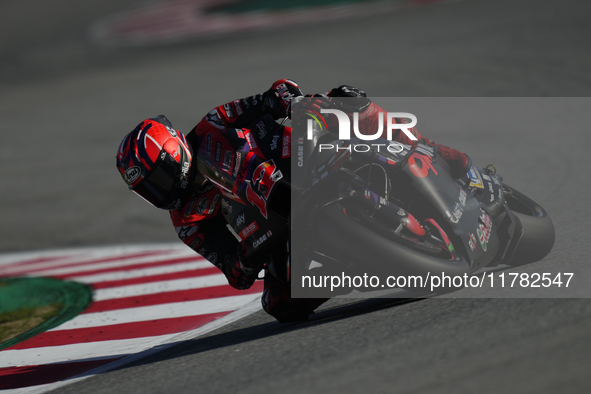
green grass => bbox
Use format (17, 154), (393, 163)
(0, 277), (93, 350)
(0, 304), (62, 343)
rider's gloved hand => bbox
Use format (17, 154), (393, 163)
(227, 245), (264, 290)
(290, 94), (333, 128)
(262, 79), (303, 119)
(303, 93), (332, 114)
(328, 85), (372, 113)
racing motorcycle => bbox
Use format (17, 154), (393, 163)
(196, 111), (555, 296)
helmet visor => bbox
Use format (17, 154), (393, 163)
(132, 147), (190, 210)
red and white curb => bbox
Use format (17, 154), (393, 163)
(0, 244), (263, 393)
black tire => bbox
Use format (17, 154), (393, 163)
(312, 203), (471, 291)
(504, 185), (555, 265)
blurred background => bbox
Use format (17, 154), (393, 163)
(1, 0), (590, 253)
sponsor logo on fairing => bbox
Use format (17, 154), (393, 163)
(408, 152), (439, 178)
(468, 233), (477, 251)
(467, 167), (484, 189)
(477, 212), (493, 251)
(449, 203), (463, 224)
(458, 189), (467, 206)
(297, 138), (304, 167)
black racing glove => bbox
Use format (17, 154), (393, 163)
(328, 85), (372, 113)
(290, 94), (334, 130)
(262, 79), (303, 119)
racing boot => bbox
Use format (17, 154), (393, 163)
(261, 273), (328, 323)
(435, 144), (472, 179)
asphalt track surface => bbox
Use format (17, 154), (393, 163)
(2, 0), (591, 393)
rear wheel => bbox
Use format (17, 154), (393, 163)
(504, 185), (555, 265)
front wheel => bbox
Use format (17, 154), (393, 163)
(311, 202), (470, 292)
(504, 185), (555, 265)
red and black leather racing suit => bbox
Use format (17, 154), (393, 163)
(170, 80), (324, 322)
(169, 80), (470, 322)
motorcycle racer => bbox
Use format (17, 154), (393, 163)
(116, 79), (471, 323)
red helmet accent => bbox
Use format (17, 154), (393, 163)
(116, 116), (193, 210)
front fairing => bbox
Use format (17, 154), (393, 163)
(359, 142), (509, 271)
(400, 147), (505, 270)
